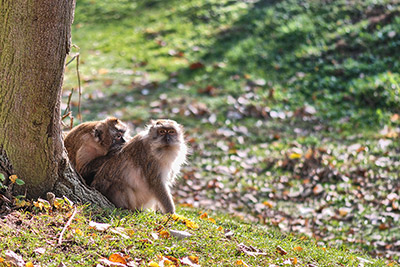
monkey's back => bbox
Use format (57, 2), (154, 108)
(64, 122), (97, 166)
(91, 133), (159, 210)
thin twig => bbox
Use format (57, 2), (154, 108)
(65, 55), (78, 67)
(76, 54), (82, 122)
(62, 88), (74, 118)
(58, 206), (78, 246)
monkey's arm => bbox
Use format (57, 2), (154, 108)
(152, 182), (175, 214)
(80, 145), (122, 186)
(80, 155), (109, 186)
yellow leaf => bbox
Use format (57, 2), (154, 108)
(159, 230), (170, 239)
(26, 262), (34, 267)
(262, 201), (273, 208)
(236, 260), (249, 266)
(163, 260), (173, 265)
(15, 199), (30, 208)
(75, 229), (83, 236)
(9, 174), (18, 183)
(217, 226), (223, 231)
(0, 257), (4, 263)
(185, 220), (199, 229)
(126, 229), (135, 237)
(148, 261), (160, 267)
(208, 218), (216, 224)
(33, 201), (44, 210)
(292, 257), (298, 264)
(171, 214), (187, 222)
(293, 246), (303, 252)
(199, 212), (208, 219)
(289, 152), (301, 159)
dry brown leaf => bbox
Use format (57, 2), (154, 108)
(238, 243), (268, 256)
(5, 250), (25, 267)
(276, 246), (288, 255)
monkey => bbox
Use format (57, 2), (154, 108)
(64, 117), (128, 185)
(91, 119), (187, 214)
(79, 146), (120, 186)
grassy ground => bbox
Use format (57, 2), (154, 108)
(10, 0), (400, 265)
(0, 201), (388, 266)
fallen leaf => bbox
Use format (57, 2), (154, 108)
(237, 243), (268, 256)
(289, 152), (302, 159)
(224, 230), (234, 239)
(276, 246), (287, 255)
(98, 258), (127, 267)
(338, 207), (351, 217)
(181, 256), (200, 267)
(208, 218), (216, 224)
(313, 184), (324, 195)
(34, 248), (46, 255)
(189, 62), (204, 70)
(236, 260), (249, 266)
(148, 261), (160, 267)
(9, 175), (18, 183)
(109, 253), (127, 265)
(185, 220), (199, 229)
(188, 256), (199, 264)
(199, 212), (208, 219)
(165, 256), (179, 265)
(262, 201), (273, 208)
(169, 230), (193, 240)
(379, 223), (389, 230)
(109, 228), (130, 239)
(26, 262), (34, 267)
(75, 228), (83, 236)
(159, 230), (170, 239)
(5, 250), (25, 267)
(293, 246), (303, 252)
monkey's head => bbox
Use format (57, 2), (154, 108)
(148, 119), (184, 149)
(94, 117), (128, 149)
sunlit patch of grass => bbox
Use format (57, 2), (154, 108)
(0, 206), (389, 266)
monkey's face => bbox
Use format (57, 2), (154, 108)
(94, 118), (128, 149)
(149, 120), (183, 148)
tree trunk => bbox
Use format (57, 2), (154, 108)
(0, 0), (113, 208)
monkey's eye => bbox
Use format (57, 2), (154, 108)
(168, 129), (176, 135)
(158, 129), (167, 135)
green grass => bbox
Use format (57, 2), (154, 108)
(0, 204), (388, 266)
(59, 0), (400, 264)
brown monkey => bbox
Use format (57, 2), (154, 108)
(91, 119), (187, 214)
(64, 117), (128, 185)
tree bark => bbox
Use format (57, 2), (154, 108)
(0, 0), (113, 208)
